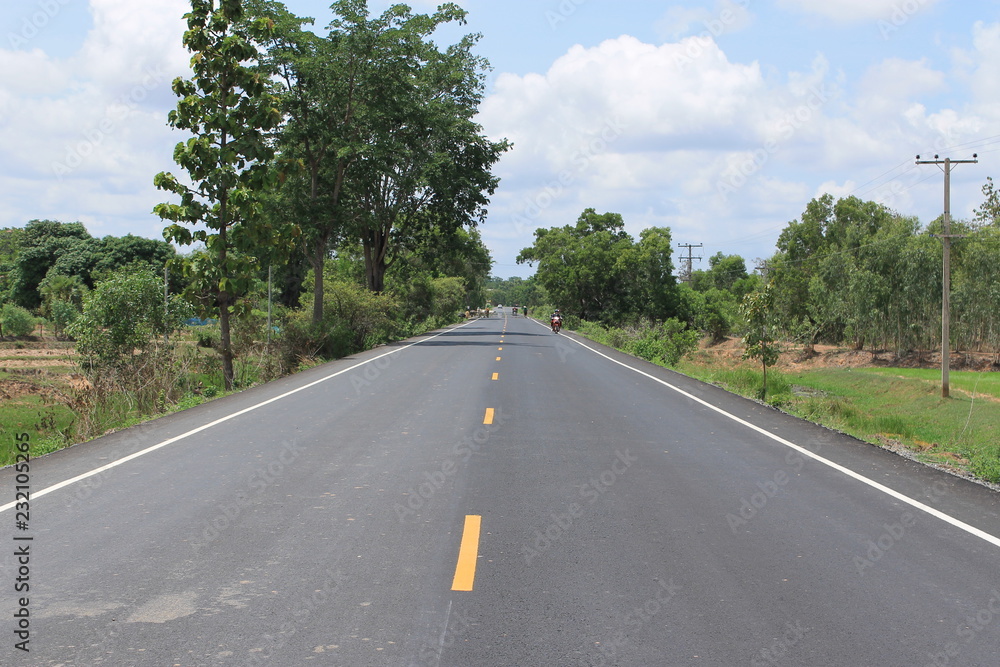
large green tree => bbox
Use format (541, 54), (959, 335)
(622, 226), (678, 322)
(251, 0), (355, 324)
(155, 0), (288, 390)
(335, 1), (509, 293)
(8, 220), (91, 309)
(517, 209), (637, 323)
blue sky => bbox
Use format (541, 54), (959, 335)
(3, 0), (999, 279)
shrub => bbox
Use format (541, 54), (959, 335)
(281, 280), (400, 365)
(625, 319), (700, 366)
(195, 327), (219, 349)
(69, 267), (191, 369)
(1, 303), (35, 337)
(50, 299), (80, 338)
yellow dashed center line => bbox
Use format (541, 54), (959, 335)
(451, 515), (482, 591)
(492, 373), (499, 381)
(496, 356), (502, 361)
(483, 408), (495, 424)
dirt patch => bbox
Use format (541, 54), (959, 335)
(703, 337), (1000, 373)
(0, 340), (82, 403)
(0, 348), (76, 358)
(0, 378), (71, 403)
(0, 360), (77, 369)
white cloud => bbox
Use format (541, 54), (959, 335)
(0, 0), (189, 231)
(775, 0), (944, 23)
(0, 48), (70, 95)
(965, 21), (1000, 109)
(858, 58), (946, 104)
(655, 6), (715, 40)
(655, 1), (753, 41)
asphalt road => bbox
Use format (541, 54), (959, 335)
(3, 314), (1000, 666)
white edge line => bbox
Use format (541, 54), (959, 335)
(0, 322), (474, 514)
(558, 331), (1000, 550)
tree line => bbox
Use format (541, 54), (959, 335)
(512, 183), (1000, 366)
(152, 0), (508, 388)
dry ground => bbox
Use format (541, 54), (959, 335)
(700, 336), (1000, 373)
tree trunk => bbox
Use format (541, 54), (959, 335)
(310, 245), (325, 327)
(362, 227), (388, 293)
(219, 291), (235, 391)
(218, 196), (234, 391)
(761, 360), (767, 401)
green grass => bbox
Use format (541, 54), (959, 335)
(782, 368), (1000, 480)
(0, 395), (77, 464)
(861, 367), (1000, 399)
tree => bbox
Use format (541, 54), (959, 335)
(155, 0), (288, 390)
(697, 288), (738, 344)
(336, 1), (509, 293)
(251, 0), (353, 325)
(0, 304), (35, 337)
(518, 209), (634, 323)
(0, 227), (24, 301)
(954, 226), (1000, 351)
(389, 224), (492, 309)
(974, 176), (1000, 227)
(483, 275), (545, 310)
(8, 220), (91, 309)
(623, 226), (678, 321)
(741, 287), (780, 400)
(92, 235), (175, 279)
(38, 273), (88, 320)
(767, 194), (900, 343)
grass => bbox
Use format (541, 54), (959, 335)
(0, 329), (232, 467)
(781, 368), (1000, 481)
(862, 367), (1000, 399)
(0, 390), (78, 464)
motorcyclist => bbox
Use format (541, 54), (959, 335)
(550, 309), (563, 332)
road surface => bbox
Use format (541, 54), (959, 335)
(2, 314), (1000, 665)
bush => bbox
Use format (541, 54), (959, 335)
(195, 327), (219, 349)
(281, 280), (400, 365)
(1, 303), (35, 337)
(50, 299), (79, 338)
(971, 448), (1000, 484)
(70, 266), (192, 368)
(625, 319), (700, 366)
(575, 317), (699, 367)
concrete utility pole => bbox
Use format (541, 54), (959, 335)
(915, 153), (978, 398)
(164, 264), (169, 345)
(677, 243), (703, 283)
(267, 265), (273, 348)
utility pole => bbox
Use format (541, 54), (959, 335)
(754, 259), (773, 284)
(677, 243), (703, 283)
(164, 264), (169, 345)
(267, 265), (273, 348)
(915, 153), (978, 398)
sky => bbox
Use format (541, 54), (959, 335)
(3, 0), (1000, 279)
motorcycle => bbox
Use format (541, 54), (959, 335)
(550, 315), (562, 333)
